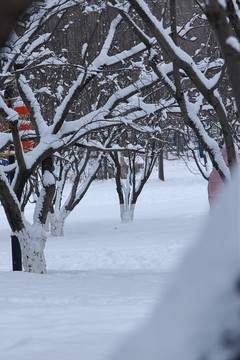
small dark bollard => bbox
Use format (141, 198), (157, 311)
(11, 235), (22, 271)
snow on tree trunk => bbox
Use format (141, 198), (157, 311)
(50, 216), (65, 237)
(16, 225), (47, 274)
(119, 175), (136, 222)
(43, 213), (50, 232)
(50, 210), (69, 237)
(120, 203), (135, 223)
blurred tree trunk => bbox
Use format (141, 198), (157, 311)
(0, 0), (34, 47)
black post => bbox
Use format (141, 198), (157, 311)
(4, 84), (22, 271)
(11, 235), (22, 271)
(158, 148), (165, 181)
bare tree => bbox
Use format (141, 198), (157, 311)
(109, 138), (160, 222)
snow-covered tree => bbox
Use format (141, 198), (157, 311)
(201, 0), (240, 114)
(108, 130), (162, 222)
(109, 0), (239, 181)
(48, 146), (106, 237)
(2, 0), (239, 273)
(0, 1), (169, 273)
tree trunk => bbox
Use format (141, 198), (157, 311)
(0, 0), (34, 48)
(103, 156), (108, 180)
(17, 226), (47, 274)
(120, 203), (135, 222)
(50, 214), (66, 237)
(43, 212), (51, 232)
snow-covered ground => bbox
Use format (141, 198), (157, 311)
(0, 159), (209, 360)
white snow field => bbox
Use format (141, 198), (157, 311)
(0, 159), (209, 360)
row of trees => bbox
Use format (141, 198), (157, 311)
(0, 0), (239, 273)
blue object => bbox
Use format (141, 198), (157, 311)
(198, 142), (204, 158)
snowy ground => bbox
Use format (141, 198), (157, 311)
(0, 159), (209, 360)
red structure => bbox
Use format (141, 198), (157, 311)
(14, 106), (29, 115)
(14, 106), (34, 150)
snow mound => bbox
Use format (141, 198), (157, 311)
(111, 169), (240, 360)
